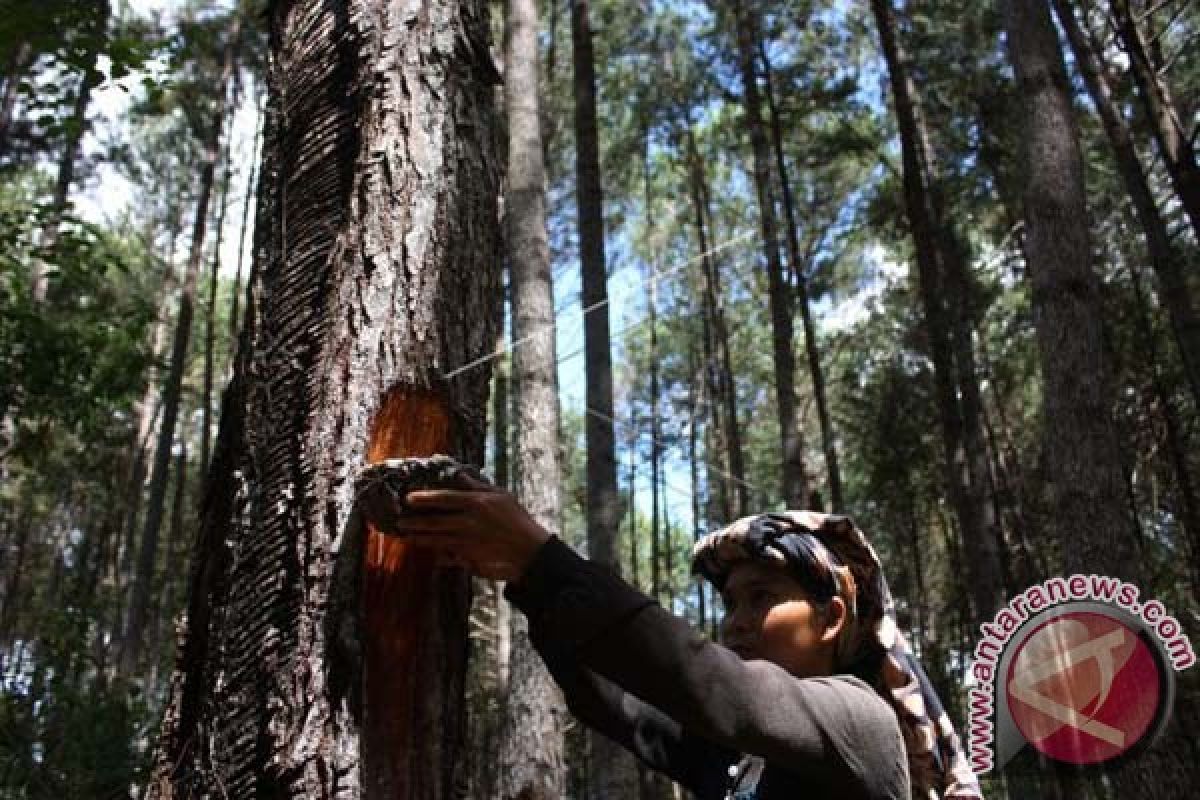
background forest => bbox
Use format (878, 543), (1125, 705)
(0, 0), (1197, 798)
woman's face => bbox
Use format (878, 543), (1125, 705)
(718, 560), (844, 678)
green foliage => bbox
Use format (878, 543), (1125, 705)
(0, 189), (154, 462)
(1, 0), (1198, 794)
(0, 1), (168, 171)
(0, 669), (151, 799)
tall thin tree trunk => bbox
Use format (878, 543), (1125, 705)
(150, 440), (188, 698)
(229, 99), (263, 349)
(645, 127), (665, 605)
(650, 277), (662, 602)
(686, 353), (708, 632)
(978, 333), (1050, 583)
(629, 409), (640, 589)
(120, 21), (239, 676)
(759, 45), (843, 512)
(1128, 264), (1200, 593)
(684, 126), (747, 518)
(571, 0), (620, 570)
(152, 1), (503, 796)
(1053, 0), (1200, 407)
(201, 120), (235, 479)
(1110, 0), (1200, 238)
(943, 238), (1009, 593)
(730, 0), (808, 509)
(697, 299), (731, 526)
(119, 201), (179, 592)
(663, 507), (674, 608)
(570, 2), (641, 796)
(496, 0), (568, 795)
(870, 0), (1006, 623)
(1002, 2), (1199, 796)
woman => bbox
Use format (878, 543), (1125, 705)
(361, 465), (982, 799)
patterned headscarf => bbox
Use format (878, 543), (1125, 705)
(693, 511), (983, 800)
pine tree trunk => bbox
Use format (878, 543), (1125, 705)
(759, 45), (844, 512)
(229, 100), (263, 349)
(684, 126), (747, 518)
(150, 1), (503, 796)
(571, 0), (621, 570)
(686, 352), (708, 631)
(117, 340), (167, 629)
(120, 203), (180, 595)
(201, 123), (236, 479)
(1053, 0), (1200, 407)
(730, 0), (808, 509)
(570, 2), (641, 796)
(150, 440), (188, 698)
(869, 0), (1005, 623)
(1002, 2), (1200, 796)
(120, 21), (239, 676)
(650, 277), (662, 601)
(1002, 0), (1135, 576)
(629, 409), (640, 588)
(1128, 265), (1200, 594)
(496, 0), (568, 795)
(1110, 0), (1200, 238)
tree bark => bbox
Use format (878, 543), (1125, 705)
(870, 0), (1006, 623)
(1002, 2), (1200, 794)
(570, 2), (641, 796)
(1053, 0), (1200, 408)
(730, 0), (809, 510)
(759, 45), (844, 512)
(120, 19), (239, 677)
(1002, 0), (1137, 577)
(495, 0), (568, 795)
(150, 1), (503, 796)
(1110, 0), (1200, 238)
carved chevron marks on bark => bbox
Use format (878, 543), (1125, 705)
(152, 1), (501, 798)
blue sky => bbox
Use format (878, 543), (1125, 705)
(75, 0), (910, 549)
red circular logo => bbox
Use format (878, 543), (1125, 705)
(1005, 612), (1163, 764)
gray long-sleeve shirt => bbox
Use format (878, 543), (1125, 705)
(505, 536), (910, 800)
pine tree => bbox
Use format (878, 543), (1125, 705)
(151, 1), (503, 795)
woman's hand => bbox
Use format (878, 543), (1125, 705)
(364, 471), (551, 581)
